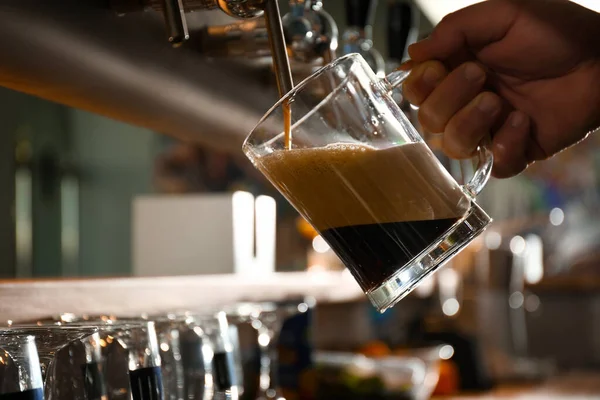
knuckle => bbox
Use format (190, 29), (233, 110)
(438, 12), (459, 28)
(447, 114), (481, 146)
(443, 119), (482, 159)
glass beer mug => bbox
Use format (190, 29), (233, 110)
(243, 53), (493, 312)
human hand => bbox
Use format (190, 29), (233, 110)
(402, 0), (600, 178)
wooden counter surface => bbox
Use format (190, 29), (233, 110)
(435, 372), (600, 399)
(0, 271), (364, 322)
(528, 275), (600, 294)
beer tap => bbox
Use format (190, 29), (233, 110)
(112, 0), (338, 64)
(196, 0), (338, 80)
(114, 0), (299, 94)
(386, 1), (422, 134)
(111, 0), (267, 47)
(341, 0), (385, 77)
(386, 0), (420, 70)
(111, 0), (266, 19)
(161, 0), (189, 47)
(282, 1), (339, 65)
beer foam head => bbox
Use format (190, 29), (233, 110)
(260, 142), (373, 171)
(256, 142), (470, 230)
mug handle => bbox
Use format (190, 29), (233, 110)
(384, 68), (493, 198)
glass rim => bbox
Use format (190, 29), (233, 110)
(184, 310), (227, 322)
(243, 52), (365, 151)
(0, 332), (38, 341)
(2, 324), (99, 331)
(62, 319), (153, 327)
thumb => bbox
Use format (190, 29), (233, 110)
(408, 0), (518, 63)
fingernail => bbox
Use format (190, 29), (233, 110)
(422, 66), (440, 86)
(476, 94), (498, 114)
(511, 112), (525, 128)
(464, 63), (484, 82)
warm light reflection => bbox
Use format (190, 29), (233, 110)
(251, 320), (263, 330)
(509, 292), (524, 309)
(442, 298), (460, 316)
(258, 332), (271, 347)
(312, 235), (330, 253)
(549, 207), (565, 226)
(297, 303), (309, 313)
(524, 234), (543, 284)
(485, 231), (502, 250)
(509, 235), (526, 254)
(439, 345), (455, 360)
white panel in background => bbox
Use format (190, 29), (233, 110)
(412, 0), (485, 25)
(133, 192), (276, 277)
(572, 0), (600, 12)
(414, 0), (598, 26)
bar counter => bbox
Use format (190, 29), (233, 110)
(435, 372), (600, 399)
(0, 271), (363, 322)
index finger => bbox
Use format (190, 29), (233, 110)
(408, 0), (518, 63)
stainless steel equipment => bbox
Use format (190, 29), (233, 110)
(200, 1), (338, 76)
(0, 0), (340, 153)
(0, 0), (269, 153)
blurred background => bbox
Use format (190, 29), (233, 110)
(1, 0), (600, 398)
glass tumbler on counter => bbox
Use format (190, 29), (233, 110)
(47, 318), (163, 400)
(3, 311), (246, 400)
(150, 316), (185, 400)
(0, 325), (98, 400)
(225, 298), (314, 400)
(0, 333), (44, 399)
(243, 53), (493, 312)
(184, 312), (239, 400)
(65, 313), (184, 400)
(80, 332), (107, 400)
(37, 313), (164, 400)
